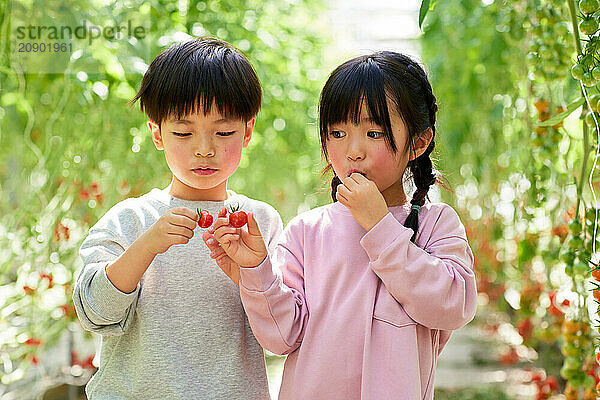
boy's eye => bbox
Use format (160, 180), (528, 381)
(328, 130), (345, 139)
(368, 131), (384, 139)
(217, 131), (236, 136)
(172, 132), (192, 137)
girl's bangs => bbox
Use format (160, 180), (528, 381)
(320, 60), (392, 136)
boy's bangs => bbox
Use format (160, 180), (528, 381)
(134, 39), (261, 125)
(159, 56), (253, 122)
(320, 60), (395, 151)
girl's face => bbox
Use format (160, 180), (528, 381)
(148, 106), (255, 201)
(325, 101), (430, 206)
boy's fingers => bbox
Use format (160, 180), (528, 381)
(171, 207), (199, 221)
(170, 214), (199, 230)
(218, 207), (228, 218)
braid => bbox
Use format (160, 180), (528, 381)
(331, 174), (342, 203)
(403, 64), (438, 243)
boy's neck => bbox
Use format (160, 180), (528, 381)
(167, 177), (229, 202)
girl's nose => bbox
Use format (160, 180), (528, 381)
(346, 142), (365, 161)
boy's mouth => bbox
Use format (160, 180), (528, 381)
(192, 167), (218, 176)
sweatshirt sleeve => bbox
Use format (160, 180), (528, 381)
(72, 223), (140, 336)
(359, 204), (477, 331)
(238, 222), (308, 355)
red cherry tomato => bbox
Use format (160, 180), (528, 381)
(197, 209), (214, 229)
(229, 211), (248, 228)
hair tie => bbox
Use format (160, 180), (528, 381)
(411, 205), (421, 213)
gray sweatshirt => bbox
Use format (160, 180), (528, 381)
(73, 187), (283, 400)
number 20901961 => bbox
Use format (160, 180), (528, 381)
(17, 42), (72, 52)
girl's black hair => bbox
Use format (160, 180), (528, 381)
(319, 51), (449, 243)
(130, 37), (261, 125)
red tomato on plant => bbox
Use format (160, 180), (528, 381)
(196, 208), (214, 229)
(228, 204), (248, 228)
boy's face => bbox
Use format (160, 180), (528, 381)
(148, 107), (255, 201)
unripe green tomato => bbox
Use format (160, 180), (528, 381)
(561, 342), (579, 357)
(569, 219), (583, 235)
(560, 364), (578, 380)
(564, 263), (574, 276)
(572, 63), (585, 80)
(532, 135), (544, 147)
(580, 0), (600, 15)
(579, 17), (599, 36)
(583, 72), (597, 87)
(583, 374), (595, 388)
(586, 111), (598, 126)
(550, 130), (562, 143)
(593, 68), (600, 82)
(565, 356), (580, 370)
(573, 260), (589, 276)
(561, 250), (577, 264)
(589, 93), (600, 111)
(569, 235), (585, 249)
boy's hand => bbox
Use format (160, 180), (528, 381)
(336, 173), (389, 232)
(207, 207), (267, 268)
(140, 207), (199, 255)
(202, 209), (241, 285)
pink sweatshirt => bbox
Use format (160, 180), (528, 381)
(239, 201), (477, 400)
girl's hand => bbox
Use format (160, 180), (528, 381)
(202, 209), (240, 285)
(336, 173), (389, 231)
(207, 207), (267, 268)
(140, 207), (199, 255)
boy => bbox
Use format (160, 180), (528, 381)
(73, 37), (282, 400)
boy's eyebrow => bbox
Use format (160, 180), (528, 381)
(168, 118), (234, 124)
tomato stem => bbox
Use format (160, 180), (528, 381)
(568, 0), (583, 55)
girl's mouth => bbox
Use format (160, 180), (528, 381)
(347, 169), (366, 177)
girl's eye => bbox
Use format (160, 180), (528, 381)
(368, 131), (384, 139)
(217, 131), (236, 136)
(172, 132), (192, 137)
(329, 130), (345, 139)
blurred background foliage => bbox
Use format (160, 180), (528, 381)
(422, 0), (599, 399)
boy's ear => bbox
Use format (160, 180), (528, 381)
(147, 119), (164, 150)
(410, 127), (433, 161)
(242, 117), (256, 148)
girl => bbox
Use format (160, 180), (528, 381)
(203, 51), (477, 399)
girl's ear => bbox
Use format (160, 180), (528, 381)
(410, 127), (433, 161)
(148, 119), (164, 150)
(242, 117), (256, 148)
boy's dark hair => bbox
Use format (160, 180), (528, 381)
(319, 51), (450, 244)
(131, 37), (261, 125)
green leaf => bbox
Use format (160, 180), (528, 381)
(537, 97), (584, 126)
(419, 0), (438, 29)
(419, 0), (431, 29)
